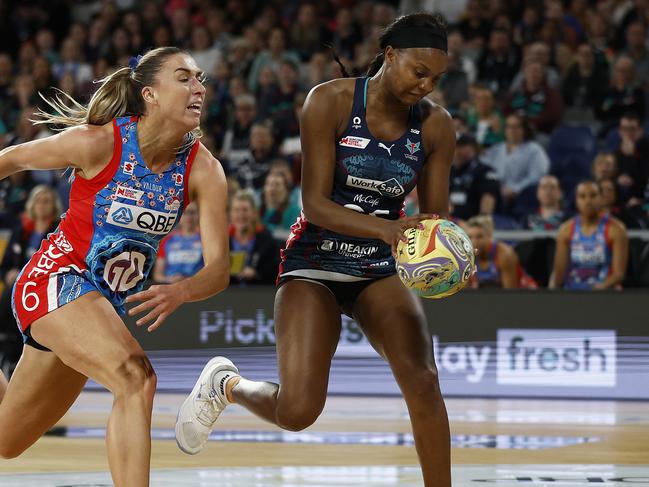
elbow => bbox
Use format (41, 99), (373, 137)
(216, 269), (230, 293)
(302, 198), (324, 226)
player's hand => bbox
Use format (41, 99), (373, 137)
(378, 213), (439, 256)
(125, 283), (186, 332)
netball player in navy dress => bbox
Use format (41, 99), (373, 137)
(177, 14), (454, 486)
(0, 48), (230, 487)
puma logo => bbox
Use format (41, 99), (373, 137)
(378, 142), (394, 156)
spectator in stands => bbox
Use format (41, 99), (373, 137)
(457, 0), (491, 50)
(189, 25), (222, 78)
(229, 189), (279, 285)
(221, 94), (257, 170)
(513, 5), (542, 46)
(331, 8), (362, 62)
(52, 37), (92, 84)
(260, 171), (301, 242)
(437, 32), (470, 113)
(464, 83), (505, 149)
(449, 134), (500, 220)
(290, 3), (331, 62)
(482, 113), (550, 211)
(510, 42), (561, 91)
(153, 204), (203, 284)
(466, 215), (530, 289)
(1, 185), (62, 288)
(613, 112), (649, 204)
(526, 175), (566, 230)
(504, 60), (564, 135)
(0, 171), (35, 224)
(248, 27), (300, 93)
(258, 60), (301, 135)
(268, 158), (301, 207)
(597, 56), (645, 131)
(236, 121), (280, 190)
(561, 43), (609, 117)
(618, 21), (649, 85)
(601, 177), (649, 229)
(591, 152), (619, 182)
(477, 27), (521, 98)
(551, 180), (629, 290)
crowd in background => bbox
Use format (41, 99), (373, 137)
(0, 0), (648, 295)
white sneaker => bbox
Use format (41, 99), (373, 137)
(175, 356), (239, 455)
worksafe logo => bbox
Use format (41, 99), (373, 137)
(496, 329), (616, 387)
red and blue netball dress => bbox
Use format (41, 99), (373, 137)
(12, 117), (198, 348)
(565, 214), (613, 290)
(279, 77), (425, 295)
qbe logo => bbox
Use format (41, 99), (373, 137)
(496, 329), (616, 387)
(106, 201), (177, 235)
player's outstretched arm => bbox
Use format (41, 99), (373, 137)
(126, 144), (230, 331)
(0, 124), (113, 180)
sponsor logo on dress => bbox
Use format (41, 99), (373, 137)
(410, 128), (420, 134)
(107, 202), (177, 235)
(111, 206), (133, 224)
(352, 193), (380, 207)
(404, 138), (421, 161)
(104, 251), (146, 292)
(123, 161), (135, 175)
(165, 197), (181, 211)
(116, 184), (144, 201)
(378, 142), (394, 156)
(346, 175), (404, 197)
(405, 138), (420, 155)
(173, 173), (183, 186)
(318, 239), (380, 258)
(339, 136), (370, 149)
(352, 116), (362, 130)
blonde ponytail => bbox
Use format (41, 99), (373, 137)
(35, 67), (139, 128)
(33, 47), (201, 150)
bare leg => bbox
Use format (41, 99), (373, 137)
(353, 276), (451, 487)
(4, 292), (156, 487)
(231, 280), (341, 430)
(0, 347), (87, 456)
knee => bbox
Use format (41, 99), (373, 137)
(393, 363), (442, 399)
(276, 400), (324, 432)
(109, 353), (157, 399)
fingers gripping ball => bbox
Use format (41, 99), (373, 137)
(396, 219), (475, 299)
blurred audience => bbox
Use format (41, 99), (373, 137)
(525, 175), (566, 231)
(153, 203), (203, 284)
(0, 0), (646, 292)
(228, 189), (279, 285)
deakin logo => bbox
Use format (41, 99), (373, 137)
(378, 142), (394, 156)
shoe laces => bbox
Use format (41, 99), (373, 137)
(194, 383), (222, 427)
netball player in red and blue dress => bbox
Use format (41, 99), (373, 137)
(0, 48), (230, 487)
(552, 180), (628, 290)
(177, 14), (454, 487)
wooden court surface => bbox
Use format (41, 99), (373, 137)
(1, 392), (647, 473)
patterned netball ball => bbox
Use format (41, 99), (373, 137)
(396, 219), (475, 299)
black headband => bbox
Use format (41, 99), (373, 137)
(382, 26), (447, 53)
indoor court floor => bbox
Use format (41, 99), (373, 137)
(0, 391), (647, 486)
